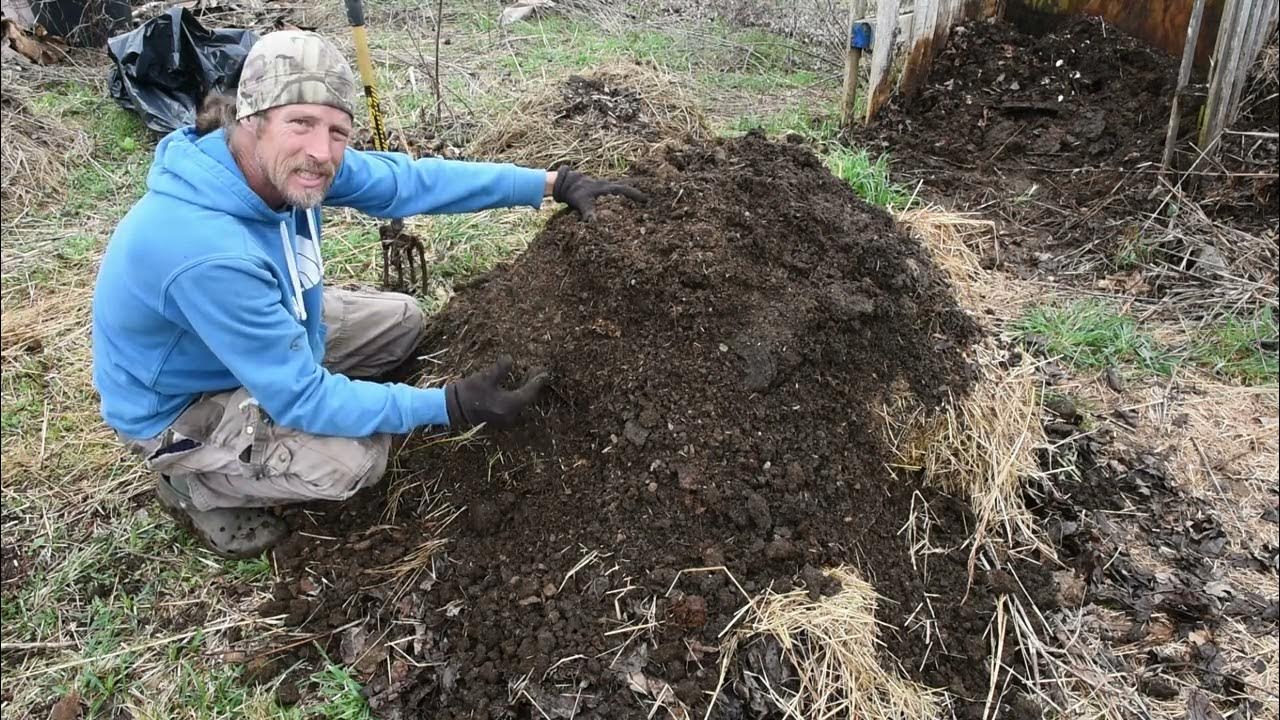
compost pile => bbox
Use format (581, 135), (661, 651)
(851, 18), (1180, 275)
(262, 133), (1025, 719)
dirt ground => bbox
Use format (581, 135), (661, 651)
(240, 133), (1068, 719)
(1027, 391), (1278, 715)
(851, 18), (1275, 280)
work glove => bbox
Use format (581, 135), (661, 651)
(445, 355), (549, 429)
(552, 166), (649, 222)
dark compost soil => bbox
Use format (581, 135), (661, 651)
(557, 75), (652, 134)
(261, 133), (1048, 719)
(849, 18), (1248, 278)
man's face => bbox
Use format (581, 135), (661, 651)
(250, 103), (352, 208)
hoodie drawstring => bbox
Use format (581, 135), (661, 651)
(304, 208), (324, 280)
(278, 220), (308, 322)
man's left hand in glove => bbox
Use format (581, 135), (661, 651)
(546, 166), (648, 222)
(446, 355), (549, 429)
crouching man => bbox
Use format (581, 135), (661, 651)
(91, 30), (645, 558)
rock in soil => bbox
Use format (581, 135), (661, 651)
(265, 133), (1034, 719)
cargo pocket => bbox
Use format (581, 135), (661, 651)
(235, 396), (277, 482)
(144, 390), (249, 477)
(259, 433), (388, 503)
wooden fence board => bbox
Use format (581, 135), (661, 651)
(865, 0), (905, 121)
(1162, 0), (1210, 169)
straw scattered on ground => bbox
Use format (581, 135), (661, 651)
(713, 566), (940, 720)
(467, 61), (712, 174)
(0, 62), (91, 215)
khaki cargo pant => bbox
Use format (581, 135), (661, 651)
(124, 286), (426, 511)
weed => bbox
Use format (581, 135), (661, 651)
(824, 147), (914, 210)
(57, 233), (102, 262)
(1109, 225), (1156, 271)
(1010, 183), (1040, 205)
(227, 556), (274, 584)
(1014, 301), (1180, 375)
(1193, 308), (1278, 385)
(310, 663), (372, 720)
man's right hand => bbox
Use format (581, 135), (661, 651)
(445, 356), (548, 429)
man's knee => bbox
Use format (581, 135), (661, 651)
(396, 293), (426, 351)
(293, 433), (392, 502)
(324, 287), (426, 377)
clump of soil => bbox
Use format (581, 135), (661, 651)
(264, 133), (1037, 719)
(850, 18), (1181, 276)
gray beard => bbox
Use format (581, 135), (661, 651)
(254, 147), (329, 208)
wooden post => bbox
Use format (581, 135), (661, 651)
(1161, 0), (1209, 171)
(841, 0), (869, 130)
(1200, 0), (1256, 151)
(865, 0), (904, 123)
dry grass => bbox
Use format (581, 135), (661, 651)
(886, 207), (1052, 563)
(887, 345), (1051, 573)
(467, 61), (712, 175)
(1062, 368), (1278, 555)
(894, 204), (1049, 321)
(1131, 180), (1279, 324)
(712, 566), (939, 720)
(0, 61), (92, 215)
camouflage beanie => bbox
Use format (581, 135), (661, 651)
(236, 31), (356, 120)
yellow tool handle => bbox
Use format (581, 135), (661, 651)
(345, 0), (389, 151)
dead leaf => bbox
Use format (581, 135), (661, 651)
(1188, 628), (1214, 646)
(1187, 689), (1225, 720)
(499, 0), (556, 27)
(624, 671), (690, 719)
(1203, 580), (1233, 599)
(48, 690), (81, 720)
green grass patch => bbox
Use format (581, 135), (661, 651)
(713, 68), (821, 91)
(727, 102), (842, 143)
(310, 664), (372, 720)
(1193, 307), (1278, 385)
(824, 147), (913, 210)
(320, 210), (546, 305)
(497, 16), (690, 73)
(1014, 301), (1180, 376)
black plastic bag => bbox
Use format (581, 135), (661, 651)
(107, 8), (258, 133)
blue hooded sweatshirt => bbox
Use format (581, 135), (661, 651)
(92, 127), (547, 441)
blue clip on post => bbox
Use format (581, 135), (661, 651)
(850, 22), (873, 51)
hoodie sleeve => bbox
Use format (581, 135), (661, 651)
(325, 149), (548, 218)
(163, 257), (449, 437)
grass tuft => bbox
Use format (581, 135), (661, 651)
(1194, 307), (1278, 385)
(1014, 301), (1180, 375)
(727, 102), (842, 143)
(310, 664), (372, 720)
(824, 147), (914, 210)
